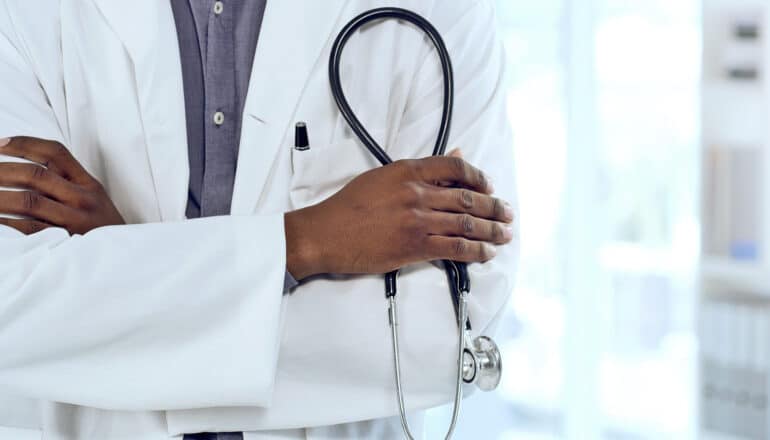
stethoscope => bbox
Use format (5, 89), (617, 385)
(328, 8), (503, 439)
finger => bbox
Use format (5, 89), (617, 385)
(0, 162), (82, 204)
(0, 137), (64, 176)
(428, 187), (513, 223)
(425, 235), (497, 263)
(0, 137), (91, 183)
(406, 156), (493, 194)
(428, 212), (512, 245)
(440, 150), (467, 188)
(0, 190), (84, 227)
(0, 217), (55, 235)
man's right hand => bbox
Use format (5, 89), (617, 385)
(284, 151), (514, 280)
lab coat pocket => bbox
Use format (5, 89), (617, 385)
(289, 135), (382, 209)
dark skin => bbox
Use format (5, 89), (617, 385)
(0, 137), (514, 279)
(0, 137), (125, 235)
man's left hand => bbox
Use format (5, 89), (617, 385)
(0, 137), (125, 235)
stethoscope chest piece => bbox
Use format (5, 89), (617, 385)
(463, 335), (502, 391)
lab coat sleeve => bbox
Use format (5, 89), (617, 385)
(167, 0), (519, 430)
(0, 2), (286, 411)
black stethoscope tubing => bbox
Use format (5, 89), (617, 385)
(328, 7), (471, 329)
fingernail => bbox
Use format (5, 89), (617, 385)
(504, 203), (514, 221)
(486, 176), (495, 193)
(0, 138), (10, 147)
(503, 225), (513, 240)
(484, 243), (497, 258)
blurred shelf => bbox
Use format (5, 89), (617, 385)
(702, 142), (767, 151)
(702, 79), (764, 94)
(701, 256), (770, 295)
(702, 82), (766, 147)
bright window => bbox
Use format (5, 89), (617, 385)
(426, 1), (700, 438)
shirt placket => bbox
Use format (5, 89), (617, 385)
(201, 0), (238, 217)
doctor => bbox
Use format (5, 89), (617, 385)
(0, 0), (518, 439)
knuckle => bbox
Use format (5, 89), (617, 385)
(492, 197), (503, 218)
(392, 158), (407, 170)
(481, 243), (497, 261)
(479, 244), (490, 261)
(477, 169), (488, 189)
(403, 208), (426, 234)
(458, 189), (474, 210)
(52, 142), (69, 158)
(458, 214), (474, 234)
(491, 222), (502, 241)
(449, 156), (466, 178)
(22, 191), (40, 212)
(401, 182), (423, 206)
(452, 238), (468, 257)
(83, 179), (104, 193)
(75, 193), (96, 210)
(395, 159), (417, 176)
(31, 165), (47, 181)
(408, 159), (424, 179)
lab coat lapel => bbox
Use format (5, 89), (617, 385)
(92, 0), (189, 221)
(230, 0), (350, 215)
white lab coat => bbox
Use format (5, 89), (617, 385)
(0, 0), (518, 438)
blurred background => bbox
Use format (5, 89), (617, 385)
(429, 0), (770, 438)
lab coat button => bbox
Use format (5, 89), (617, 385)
(213, 111), (225, 126)
(213, 1), (224, 15)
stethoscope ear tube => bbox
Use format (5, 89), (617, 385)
(328, 7), (454, 163)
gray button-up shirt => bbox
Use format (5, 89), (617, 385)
(172, 0), (264, 218)
(170, 1), (293, 438)
(171, 0), (297, 290)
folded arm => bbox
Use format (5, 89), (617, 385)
(0, 3), (287, 411)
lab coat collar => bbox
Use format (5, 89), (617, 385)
(92, 0), (350, 219)
(230, 0), (350, 215)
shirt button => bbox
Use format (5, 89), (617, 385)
(213, 1), (224, 15)
(213, 111), (225, 126)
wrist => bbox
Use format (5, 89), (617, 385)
(284, 208), (324, 280)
